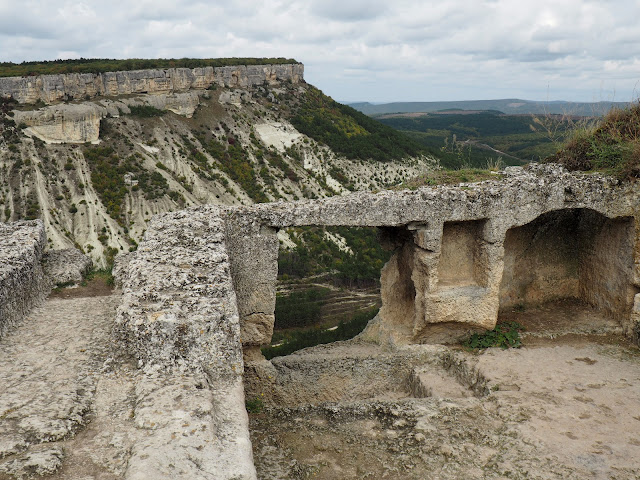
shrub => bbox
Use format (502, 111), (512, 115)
(245, 396), (264, 414)
(128, 105), (165, 117)
(462, 322), (524, 350)
(548, 100), (640, 180)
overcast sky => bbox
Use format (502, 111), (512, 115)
(1, 0), (639, 103)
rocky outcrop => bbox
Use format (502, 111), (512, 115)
(14, 103), (104, 143)
(0, 64), (304, 105)
(12, 91), (202, 143)
(42, 248), (92, 286)
(0, 220), (48, 338)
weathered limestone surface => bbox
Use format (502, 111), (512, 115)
(0, 64), (304, 105)
(14, 103), (105, 144)
(222, 164), (640, 347)
(12, 91), (202, 143)
(42, 248), (92, 286)
(0, 220), (48, 338)
(114, 205), (256, 480)
(0, 295), (119, 477)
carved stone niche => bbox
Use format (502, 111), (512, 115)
(375, 220), (500, 345)
(499, 208), (638, 332)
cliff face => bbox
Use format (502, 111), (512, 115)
(0, 64), (434, 267)
(0, 64), (304, 105)
(12, 92), (202, 143)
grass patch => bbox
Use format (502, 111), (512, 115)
(263, 307), (378, 359)
(462, 321), (524, 350)
(83, 268), (115, 287)
(548, 100), (640, 180)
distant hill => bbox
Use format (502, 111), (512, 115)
(349, 99), (630, 117)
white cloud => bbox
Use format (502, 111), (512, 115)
(0, 0), (638, 102)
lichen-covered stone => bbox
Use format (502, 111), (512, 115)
(114, 205), (243, 376)
(112, 251), (134, 288)
(0, 220), (48, 338)
(42, 248), (92, 286)
(113, 205), (256, 479)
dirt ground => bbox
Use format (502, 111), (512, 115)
(47, 277), (114, 299)
(248, 301), (640, 479)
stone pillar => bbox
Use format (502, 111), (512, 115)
(225, 215), (280, 350)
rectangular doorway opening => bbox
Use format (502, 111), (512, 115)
(265, 225), (392, 359)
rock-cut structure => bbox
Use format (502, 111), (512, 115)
(2, 163), (640, 478)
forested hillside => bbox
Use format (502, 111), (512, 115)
(378, 111), (579, 169)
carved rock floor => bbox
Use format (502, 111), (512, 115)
(250, 327), (640, 479)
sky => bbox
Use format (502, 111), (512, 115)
(1, 0), (639, 104)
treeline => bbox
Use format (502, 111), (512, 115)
(0, 57), (299, 77)
(291, 86), (425, 162)
(274, 287), (330, 329)
(278, 226), (391, 288)
(379, 111), (541, 137)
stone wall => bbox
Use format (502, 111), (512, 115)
(113, 205), (256, 479)
(107, 163), (640, 477)
(0, 220), (48, 338)
(222, 164), (640, 347)
(0, 64), (304, 105)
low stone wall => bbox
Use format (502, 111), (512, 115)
(0, 63), (304, 105)
(113, 205), (256, 479)
(0, 220), (48, 337)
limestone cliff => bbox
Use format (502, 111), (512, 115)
(0, 63), (435, 267)
(0, 64), (304, 104)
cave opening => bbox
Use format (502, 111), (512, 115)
(498, 208), (637, 336)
